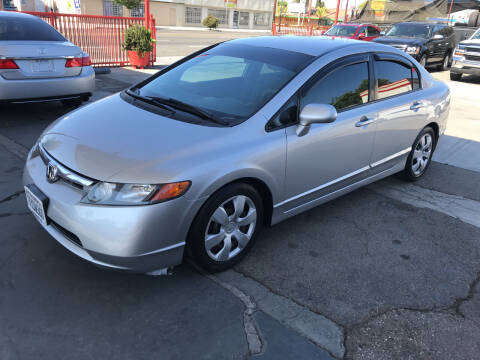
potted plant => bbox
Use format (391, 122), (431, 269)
(122, 25), (154, 69)
(202, 15), (219, 30)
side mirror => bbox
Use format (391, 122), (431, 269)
(296, 104), (337, 137)
(432, 34), (444, 40)
(358, 33), (366, 39)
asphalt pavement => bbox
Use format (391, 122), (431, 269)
(1, 34), (480, 359)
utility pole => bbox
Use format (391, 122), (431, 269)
(334, 0), (341, 24)
(344, 0), (349, 22)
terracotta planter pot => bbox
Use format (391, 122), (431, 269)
(127, 50), (150, 69)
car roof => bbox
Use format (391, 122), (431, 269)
(396, 21), (448, 26)
(0, 10), (38, 19)
(227, 36), (371, 57)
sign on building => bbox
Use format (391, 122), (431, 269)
(224, 0), (237, 8)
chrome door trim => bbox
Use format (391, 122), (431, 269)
(275, 147), (411, 209)
(274, 165), (370, 208)
(370, 147), (411, 168)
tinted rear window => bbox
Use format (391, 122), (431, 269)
(0, 17), (66, 41)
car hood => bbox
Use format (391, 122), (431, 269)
(40, 93), (234, 183)
(373, 37), (425, 46)
(460, 39), (480, 46)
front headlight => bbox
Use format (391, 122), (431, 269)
(405, 46), (420, 55)
(454, 46), (465, 57)
(81, 181), (191, 205)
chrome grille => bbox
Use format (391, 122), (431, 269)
(465, 54), (480, 62)
(38, 144), (95, 190)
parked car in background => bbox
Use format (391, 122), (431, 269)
(323, 23), (382, 41)
(0, 11), (94, 106)
(24, 37), (450, 273)
(450, 27), (480, 80)
(373, 22), (456, 70)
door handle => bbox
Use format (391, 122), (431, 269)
(355, 116), (376, 127)
(410, 101), (423, 111)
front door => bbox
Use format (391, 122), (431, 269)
(281, 56), (377, 212)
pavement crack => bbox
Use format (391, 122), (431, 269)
(0, 190), (24, 204)
(186, 260), (263, 356)
(452, 271), (480, 318)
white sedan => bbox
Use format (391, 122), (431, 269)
(0, 11), (94, 106)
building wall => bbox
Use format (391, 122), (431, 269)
(151, 0), (274, 29)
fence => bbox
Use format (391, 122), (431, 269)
(21, 11), (156, 67)
(272, 24), (330, 36)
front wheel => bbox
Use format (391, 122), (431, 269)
(450, 72), (462, 81)
(402, 127), (436, 181)
(418, 54), (427, 67)
(439, 53), (451, 71)
(188, 183), (263, 272)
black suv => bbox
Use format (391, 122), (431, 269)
(373, 22), (456, 70)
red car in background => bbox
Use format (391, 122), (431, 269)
(323, 23), (382, 41)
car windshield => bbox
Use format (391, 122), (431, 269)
(136, 43), (313, 125)
(0, 16), (66, 41)
(471, 29), (480, 40)
(324, 25), (358, 36)
(385, 23), (433, 38)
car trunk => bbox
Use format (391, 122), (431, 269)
(0, 41), (83, 80)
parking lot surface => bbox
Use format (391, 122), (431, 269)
(1, 41), (480, 359)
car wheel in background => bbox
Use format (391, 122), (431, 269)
(450, 72), (462, 81)
(403, 126), (436, 181)
(439, 53), (451, 71)
(188, 183), (263, 272)
(419, 55), (427, 67)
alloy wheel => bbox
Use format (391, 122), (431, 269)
(204, 195), (257, 261)
(412, 133), (433, 176)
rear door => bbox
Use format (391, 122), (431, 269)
(370, 54), (428, 173)
(0, 15), (82, 79)
(281, 55), (378, 211)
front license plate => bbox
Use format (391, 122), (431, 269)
(25, 185), (48, 226)
(32, 59), (53, 72)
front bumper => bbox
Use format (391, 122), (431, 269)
(0, 66), (95, 101)
(451, 57), (480, 76)
(23, 151), (203, 273)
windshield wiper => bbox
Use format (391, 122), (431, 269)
(148, 96), (229, 126)
(126, 89), (175, 114)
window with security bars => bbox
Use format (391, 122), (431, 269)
(254, 13), (269, 26)
(208, 9), (228, 25)
(103, 0), (123, 16)
(185, 7), (202, 24)
(130, 2), (144, 17)
(239, 12), (249, 26)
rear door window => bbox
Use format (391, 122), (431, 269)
(375, 60), (418, 99)
(301, 62), (370, 112)
(0, 17), (66, 41)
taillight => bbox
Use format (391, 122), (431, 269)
(0, 59), (19, 69)
(65, 55), (91, 67)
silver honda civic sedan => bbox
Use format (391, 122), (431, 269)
(23, 36), (450, 273)
(0, 11), (94, 106)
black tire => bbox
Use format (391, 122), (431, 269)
(418, 54), (427, 68)
(403, 126), (436, 181)
(468, 11), (479, 28)
(439, 52), (451, 71)
(61, 98), (83, 108)
(450, 72), (462, 81)
(187, 183), (264, 272)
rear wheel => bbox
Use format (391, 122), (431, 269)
(403, 127), (436, 181)
(188, 183), (263, 272)
(450, 72), (462, 81)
